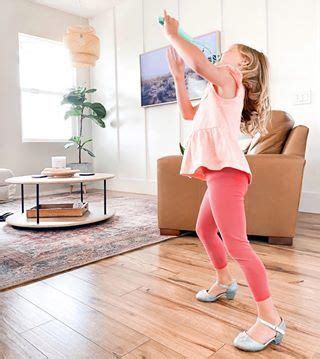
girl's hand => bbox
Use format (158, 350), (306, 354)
(163, 9), (179, 39)
(166, 46), (185, 80)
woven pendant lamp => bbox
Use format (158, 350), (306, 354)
(63, 25), (100, 67)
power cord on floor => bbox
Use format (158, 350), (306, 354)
(0, 212), (13, 222)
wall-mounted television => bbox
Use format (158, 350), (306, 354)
(140, 30), (221, 107)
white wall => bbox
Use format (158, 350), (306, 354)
(0, 0), (90, 194)
(90, 0), (320, 213)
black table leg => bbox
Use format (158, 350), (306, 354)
(21, 184), (24, 213)
(80, 182), (84, 203)
(103, 179), (107, 215)
(36, 184), (40, 224)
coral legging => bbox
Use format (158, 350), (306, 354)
(195, 166), (271, 302)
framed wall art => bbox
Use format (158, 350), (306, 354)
(140, 30), (221, 107)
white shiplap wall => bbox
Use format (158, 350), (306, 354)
(90, 0), (320, 213)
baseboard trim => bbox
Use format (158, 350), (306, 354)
(94, 177), (157, 195)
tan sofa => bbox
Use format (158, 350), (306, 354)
(157, 111), (309, 245)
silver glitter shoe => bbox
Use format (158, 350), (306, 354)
(233, 316), (286, 352)
(195, 279), (238, 302)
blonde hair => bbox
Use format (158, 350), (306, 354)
(235, 44), (271, 136)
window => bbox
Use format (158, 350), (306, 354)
(18, 33), (76, 142)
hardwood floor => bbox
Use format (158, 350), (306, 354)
(1, 211), (320, 358)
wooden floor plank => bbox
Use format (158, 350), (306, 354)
(0, 291), (53, 334)
(21, 320), (113, 358)
(14, 282), (149, 357)
(0, 320), (46, 359)
(122, 339), (185, 358)
(68, 262), (154, 296)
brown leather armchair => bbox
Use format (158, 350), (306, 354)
(157, 111), (309, 245)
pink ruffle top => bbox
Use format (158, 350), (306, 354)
(180, 64), (252, 185)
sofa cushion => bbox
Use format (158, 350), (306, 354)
(246, 111), (295, 154)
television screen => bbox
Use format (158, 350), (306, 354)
(140, 31), (221, 107)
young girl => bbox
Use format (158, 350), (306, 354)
(162, 10), (286, 352)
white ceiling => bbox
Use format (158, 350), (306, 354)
(29, 0), (121, 18)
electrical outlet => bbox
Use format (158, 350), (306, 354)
(293, 89), (312, 105)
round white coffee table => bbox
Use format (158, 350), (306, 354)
(5, 173), (115, 229)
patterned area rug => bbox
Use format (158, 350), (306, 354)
(0, 190), (179, 290)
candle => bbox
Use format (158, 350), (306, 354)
(51, 156), (66, 169)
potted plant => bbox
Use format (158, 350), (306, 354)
(61, 86), (107, 172)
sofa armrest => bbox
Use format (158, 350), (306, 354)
(245, 154), (306, 237)
(157, 155), (206, 231)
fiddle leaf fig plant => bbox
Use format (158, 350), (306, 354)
(61, 87), (107, 163)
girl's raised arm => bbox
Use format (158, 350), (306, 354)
(162, 9), (236, 97)
(166, 46), (199, 120)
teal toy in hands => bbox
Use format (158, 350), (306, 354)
(158, 16), (220, 63)
(158, 16), (196, 44)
